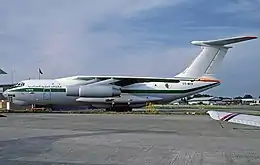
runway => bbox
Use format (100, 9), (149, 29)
(1, 113), (260, 165)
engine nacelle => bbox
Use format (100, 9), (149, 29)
(66, 85), (121, 97)
(66, 85), (80, 96)
(79, 85), (121, 97)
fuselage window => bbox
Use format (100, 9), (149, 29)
(165, 83), (169, 88)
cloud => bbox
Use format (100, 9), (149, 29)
(0, 0), (189, 77)
(215, 0), (260, 14)
(0, 0), (259, 97)
(208, 37), (260, 97)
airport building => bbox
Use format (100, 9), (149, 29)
(187, 97), (222, 105)
(241, 98), (260, 105)
(187, 96), (260, 106)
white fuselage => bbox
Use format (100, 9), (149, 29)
(3, 78), (220, 108)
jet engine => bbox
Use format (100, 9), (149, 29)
(66, 85), (121, 97)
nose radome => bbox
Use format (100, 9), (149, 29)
(2, 89), (9, 98)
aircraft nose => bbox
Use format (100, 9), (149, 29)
(2, 89), (9, 98)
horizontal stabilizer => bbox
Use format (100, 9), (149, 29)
(191, 36), (257, 46)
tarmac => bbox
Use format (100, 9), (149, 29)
(1, 113), (260, 165)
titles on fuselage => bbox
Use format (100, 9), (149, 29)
(27, 85), (62, 88)
(182, 82), (194, 85)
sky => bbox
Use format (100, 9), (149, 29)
(0, 0), (260, 97)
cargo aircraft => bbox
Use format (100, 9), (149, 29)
(3, 36), (257, 111)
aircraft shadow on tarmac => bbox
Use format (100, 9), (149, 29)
(232, 127), (260, 131)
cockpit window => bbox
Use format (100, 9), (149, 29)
(15, 82), (25, 87)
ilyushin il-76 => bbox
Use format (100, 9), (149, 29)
(3, 36), (257, 111)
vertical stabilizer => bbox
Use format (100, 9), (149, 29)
(0, 69), (7, 74)
(175, 36), (257, 78)
(204, 47), (228, 76)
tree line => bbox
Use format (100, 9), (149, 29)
(192, 93), (257, 100)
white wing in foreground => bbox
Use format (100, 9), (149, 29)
(207, 110), (260, 127)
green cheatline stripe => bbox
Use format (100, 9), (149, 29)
(10, 83), (218, 94)
(10, 88), (66, 92)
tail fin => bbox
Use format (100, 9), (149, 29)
(175, 36), (257, 78)
(0, 69), (7, 74)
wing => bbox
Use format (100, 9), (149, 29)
(207, 110), (260, 127)
(61, 75), (197, 87)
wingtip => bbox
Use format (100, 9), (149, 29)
(207, 110), (220, 121)
(245, 36), (258, 39)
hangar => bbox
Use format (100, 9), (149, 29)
(188, 97), (222, 105)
